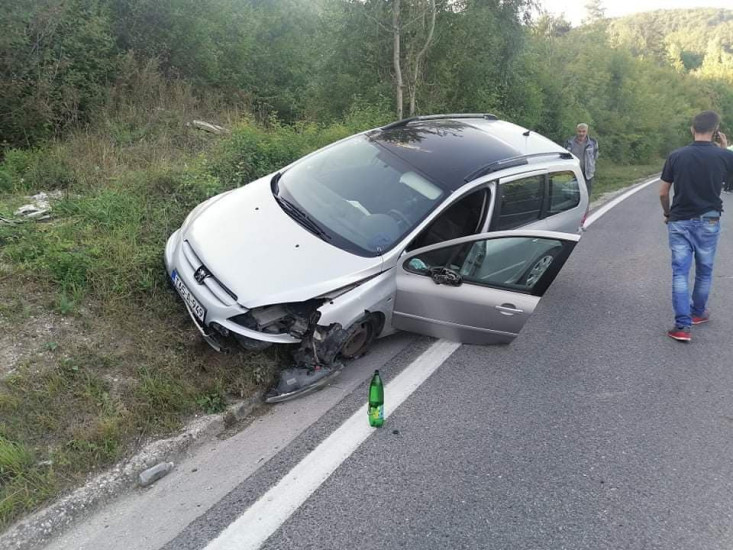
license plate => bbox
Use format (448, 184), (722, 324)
(171, 270), (206, 323)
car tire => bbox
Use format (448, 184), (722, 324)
(234, 333), (273, 352)
(520, 248), (561, 288)
(338, 315), (378, 360)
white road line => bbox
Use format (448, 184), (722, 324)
(204, 340), (461, 550)
(585, 175), (660, 228)
(203, 174), (657, 550)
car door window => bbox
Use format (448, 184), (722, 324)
(547, 171), (580, 215)
(493, 175), (544, 230)
(405, 235), (566, 295)
(407, 188), (488, 251)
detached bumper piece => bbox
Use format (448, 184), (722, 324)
(264, 365), (341, 404)
(264, 323), (359, 404)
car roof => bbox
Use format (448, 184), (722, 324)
(368, 116), (569, 192)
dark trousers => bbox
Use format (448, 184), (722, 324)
(585, 177), (593, 199)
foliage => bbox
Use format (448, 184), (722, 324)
(2, 2), (731, 150)
(608, 9), (733, 83)
(1, 0), (117, 147)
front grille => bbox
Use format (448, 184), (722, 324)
(182, 241), (238, 306)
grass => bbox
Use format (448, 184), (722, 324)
(0, 84), (659, 528)
(592, 157), (663, 200)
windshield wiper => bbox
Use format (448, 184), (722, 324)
(271, 172), (282, 194)
(274, 195), (332, 241)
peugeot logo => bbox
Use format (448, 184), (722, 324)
(194, 266), (210, 284)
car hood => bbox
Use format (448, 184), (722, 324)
(183, 177), (383, 308)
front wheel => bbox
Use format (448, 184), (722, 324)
(338, 316), (378, 360)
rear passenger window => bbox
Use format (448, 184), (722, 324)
(495, 175), (544, 230)
(548, 171), (580, 215)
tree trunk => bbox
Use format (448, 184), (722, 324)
(408, 0), (436, 116)
(393, 0), (403, 119)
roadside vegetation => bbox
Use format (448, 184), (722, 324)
(1, 0), (731, 530)
(0, 64), (393, 529)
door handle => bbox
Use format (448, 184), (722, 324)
(496, 304), (524, 315)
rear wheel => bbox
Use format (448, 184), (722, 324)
(520, 248), (561, 288)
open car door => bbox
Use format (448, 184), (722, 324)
(392, 230), (580, 345)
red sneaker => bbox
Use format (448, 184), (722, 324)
(667, 326), (691, 342)
(691, 311), (710, 325)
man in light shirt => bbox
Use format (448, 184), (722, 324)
(565, 123), (599, 199)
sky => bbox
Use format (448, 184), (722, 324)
(540, 0), (732, 27)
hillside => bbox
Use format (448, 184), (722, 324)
(607, 8), (733, 77)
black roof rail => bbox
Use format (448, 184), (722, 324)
(380, 113), (498, 131)
(464, 152), (574, 182)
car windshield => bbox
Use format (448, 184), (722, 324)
(275, 135), (445, 256)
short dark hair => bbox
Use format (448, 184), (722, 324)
(692, 111), (720, 134)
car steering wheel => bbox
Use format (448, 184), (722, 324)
(387, 209), (411, 230)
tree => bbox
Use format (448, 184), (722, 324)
(0, 0), (116, 146)
(393, 0), (404, 118)
(391, 0), (437, 118)
(583, 0), (606, 24)
(533, 13), (572, 39)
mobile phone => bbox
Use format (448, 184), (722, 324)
(713, 129), (721, 142)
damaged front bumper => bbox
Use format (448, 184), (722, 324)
(165, 229), (388, 365)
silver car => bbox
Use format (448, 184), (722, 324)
(164, 114), (587, 367)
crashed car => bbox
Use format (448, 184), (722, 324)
(164, 114), (588, 400)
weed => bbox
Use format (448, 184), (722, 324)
(0, 436), (56, 530)
(0, 165), (11, 193)
(55, 287), (82, 315)
(195, 390), (227, 414)
(136, 367), (192, 416)
(0, 436), (33, 483)
(1, 147), (76, 193)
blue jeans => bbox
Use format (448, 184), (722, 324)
(668, 217), (721, 327)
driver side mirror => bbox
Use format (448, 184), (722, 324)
(428, 266), (462, 286)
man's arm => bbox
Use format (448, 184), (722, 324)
(659, 180), (672, 222)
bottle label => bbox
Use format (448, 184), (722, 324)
(369, 405), (384, 423)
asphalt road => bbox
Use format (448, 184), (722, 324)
(45, 180), (733, 550)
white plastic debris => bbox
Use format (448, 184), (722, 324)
(190, 120), (228, 134)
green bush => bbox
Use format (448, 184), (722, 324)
(208, 122), (301, 188)
(1, 147), (75, 193)
(0, 165), (12, 193)
(207, 117), (387, 189)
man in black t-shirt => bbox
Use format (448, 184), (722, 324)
(659, 110), (733, 342)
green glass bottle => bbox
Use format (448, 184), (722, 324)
(368, 370), (384, 427)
